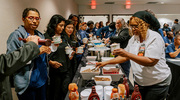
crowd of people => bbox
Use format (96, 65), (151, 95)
(0, 7), (180, 100)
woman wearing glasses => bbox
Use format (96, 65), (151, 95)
(96, 11), (171, 100)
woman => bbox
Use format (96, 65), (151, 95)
(44, 14), (71, 100)
(96, 11), (171, 100)
(63, 20), (79, 79)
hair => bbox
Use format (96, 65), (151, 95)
(175, 19), (179, 22)
(64, 20), (77, 41)
(81, 22), (87, 26)
(87, 20), (94, 26)
(167, 31), (173, 36)
(22, 8), (40, 18)
(130, 17), (149, 41)
(45, 14), (66, 37)
(68, 14), (79, 31)
(116, 17), (129, 29)
(175, 34), (180, 40)
(99, 21), (104, 28)
(109, 22), (116, 30)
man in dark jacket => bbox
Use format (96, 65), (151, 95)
(0, 36), (50, 100)
(104, 18), (131, 78)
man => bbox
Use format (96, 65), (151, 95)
(6, 8), (50, 100)
(104, 18), (131, 78)
(172, 19), (180, 34)
(0, 36), (50, 100)
(163, 31), (174, 47)
(86, 20), (94, 38)
(166, 34), (180, 58)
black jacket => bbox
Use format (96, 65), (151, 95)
(0, 42), (39, 100)
(110, 28), (131, 49)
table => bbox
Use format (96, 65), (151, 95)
(166, 58), (180, 100)
(65, 49), (134, 100)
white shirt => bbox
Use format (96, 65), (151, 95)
(125, 29), (171, 86)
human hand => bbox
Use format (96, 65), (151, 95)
(104, 38), (110, 44)
(26, 35), (40, 45)
(96, 62), (107, 68)
(39, 45), (51, 55)
(113, 48), (128, 57)
(49, 60), (62, 69)
(69, 51), (75, 60)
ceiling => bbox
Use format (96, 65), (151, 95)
(74, 0), (180, 5)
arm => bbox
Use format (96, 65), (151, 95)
(113, 48), (159, 66)
(169, 48), (180, 58)
(110, 28), (130, 43)
(96, 56), (128, 68)
(0, 41), (39, 76)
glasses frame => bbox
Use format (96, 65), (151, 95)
(26, 16), (41, 21)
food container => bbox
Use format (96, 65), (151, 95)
(86, 61), (98, 65)
(80, 66), (100, 80)
(94, 76), (112, 86)
(102, 67), (124, 81)
(86, 56), (97, 61)
(101, 57), (117, 67)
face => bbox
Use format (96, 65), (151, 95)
(96, 23), (99, 27)
(23, 11), (40, 31)
(89, 24), (94, 29)
(65, 24), (74, 36)
(72, 16), (78, 26)
(116, 20), (122, 30)
(82, 24), (87, 30)
(175, 36), (180, 45)
(129, 18), (140, 36)
(55, 21), (65, 35)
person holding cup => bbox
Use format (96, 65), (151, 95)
(44, 14), (71, 100)
(96, 11), (171, 100)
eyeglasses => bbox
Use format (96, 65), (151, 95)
(130, 25), (138, 29)
(26, 16), (41, 21)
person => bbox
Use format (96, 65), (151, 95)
(44, 14), (71, 100)
(104, 18), (131, 78)
(68, 14), (84, 66)
(96, 22), (116, 39)
(163, 31), (174, 47)
(0, 36), (48, 100)
(172, 19), (180, 34)
(96, 11), (171, 100)
(6, 8), (51, 100)
(86, 20), (94, 38)
(144, 9), (160, 32)
(79, 22), (88, 44)
(162, 23), (171, 33)
(166, 34), (180, 58)
(92, 22), (99, 36)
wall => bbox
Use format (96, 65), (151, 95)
(79, 4), (180, 27)
(0, 0), (78, 54)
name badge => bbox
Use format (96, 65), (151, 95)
(138, 43), (145, 56)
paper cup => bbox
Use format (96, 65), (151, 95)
(77, 47), (83, 53)
(52, 35), (61, 44)
(83, 38), (88, 44)
(65, 46), (72, 54)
